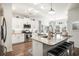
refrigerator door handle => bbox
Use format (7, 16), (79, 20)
(1, 17), (7, 43)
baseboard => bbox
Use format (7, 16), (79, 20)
(12, 41), (32, 46)
(12, 41), (25, 46)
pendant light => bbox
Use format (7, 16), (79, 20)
(49, 2), (55, 14)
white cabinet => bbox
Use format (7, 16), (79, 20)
(32, 39), (53, 56)
(32, 40), (43, 56)
(12, 34), (24, 44)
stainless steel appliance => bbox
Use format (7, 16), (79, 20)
(22, 30), (32, 42)
(0, 17), (7, 55)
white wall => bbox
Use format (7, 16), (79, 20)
(41, 13), (67, 26)
(39, 14), (67, 33)
(68, 7), (79, 48)
(2, 4), (12, 52)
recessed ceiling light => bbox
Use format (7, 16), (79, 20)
(34, 10), (39, 13)
(28, 8), (34, 11)
(40, 6), (45, 9)
(25, 9), (28, 13)
(12, 6), (16, 11)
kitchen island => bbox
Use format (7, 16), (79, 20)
(32, 33), (71, 56)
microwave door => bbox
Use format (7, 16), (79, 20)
(1, 17), (7, 43)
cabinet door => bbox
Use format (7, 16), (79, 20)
(17, 34), (24, 43)
(12, 34), (17, 44)
(12, 34), (24, 44)
(32, 40), (43, 56)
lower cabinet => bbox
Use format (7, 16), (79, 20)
(32, 40), (43, 56)
(32, 40), (53, 56)
(12, 34), (24, 44)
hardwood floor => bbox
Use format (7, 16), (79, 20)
(5, 42), (79, 56)
(6, 42), (32, 56)
(74, 48), (79, 56)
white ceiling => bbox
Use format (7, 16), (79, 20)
(12, 3), (71, 19)
(0, 3), (78, 20)
(12, 3), (79, 18)
(69, 3), (79, 10)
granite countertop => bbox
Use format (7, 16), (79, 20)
(32, 33), (71, 45)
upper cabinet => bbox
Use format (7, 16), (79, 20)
(12, 16), (39, 33)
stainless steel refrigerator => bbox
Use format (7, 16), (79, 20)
(0, 16), (7, 55)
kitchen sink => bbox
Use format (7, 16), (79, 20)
(38, 33), (48, 38)
(42, 35), (48, 38)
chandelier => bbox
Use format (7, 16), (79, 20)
(48, 3), (55, 14)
